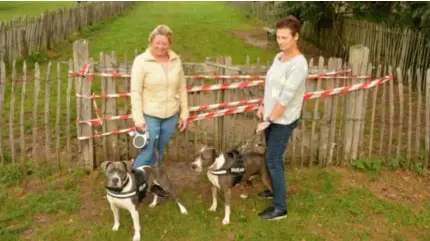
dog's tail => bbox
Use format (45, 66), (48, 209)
(153, 136), (160, 167)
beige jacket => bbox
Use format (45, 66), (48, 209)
(130, 49), (189, 126)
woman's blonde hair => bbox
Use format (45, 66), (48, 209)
(148, 24), (173, 44)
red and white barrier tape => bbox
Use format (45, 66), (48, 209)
(76, 73), (393, 140)
(189, 98), (262, 112)
(76, 98), (263, 126)
(77, 104), (258, 140)
(187, 104), (258, 122)
(69, 69), (353, 80)
(75, 80), (265, 99)
(76, 92), (130, 99)
(78, 127), (136, 140)
(92, 96), (102, 125)
(303, 75), (393, 100)
(76, 75), (393, 127)
(187, 80), (264, 93)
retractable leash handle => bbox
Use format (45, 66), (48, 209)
(128, 130), (150, 149)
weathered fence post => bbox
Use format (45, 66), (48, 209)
(0, 61), (6, 164)
(73, 39), (95, 170)
(343, 44), (369, 162)
(424, 69), (430, 173)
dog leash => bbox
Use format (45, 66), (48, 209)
(233, 133), (261, 153)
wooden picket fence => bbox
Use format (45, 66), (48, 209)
(0, 1), (135, 63)
(0, 40), (429, 173)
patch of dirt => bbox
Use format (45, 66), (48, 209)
(231, 28), (329, 59)
(78, 171), (106, 222)
(164, 161), (200, 192)
(336, 168), (430, 210)
(231, 29), (272, 49)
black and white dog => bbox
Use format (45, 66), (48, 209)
(101, 138), (187, 241)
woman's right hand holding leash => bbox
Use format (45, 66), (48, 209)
(257, 104), (264, 119)
(135, 123), (147, 132)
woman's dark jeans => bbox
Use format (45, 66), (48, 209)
(264, 119), (299, 211)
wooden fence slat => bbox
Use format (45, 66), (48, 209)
(124, 53), (136, 161)
(0, 61), (6, 164)
(350, 46), (369, 161)
(358, 63), (372, 158)
(100, 52), (109, 162)
(117, 52), (129, 161)
(415, 69), (422, 163)
(106, 52), (119, 161)
(327, 58), (338, 166)
(319, 58), (334, 166)
(335, 58), (344, 165)
(55, 62), (62, 169)
(31, 63), (41, 161)
(368, 65), (382, 158)
(44, 61), (52, 161)
(19, 61), (27, 163)
(406, 68), (413, 168)
(424, 69), (430, 172)
(73, 40), (94, 170)
(396, 68), (404, 161)
(388, 66), (395, 156)
(9, 61), (17, 164)
(66, 59), (73, 163)
(301, 58), (313, 167)
(309, 57), (323, 166)
(379, 66), (387, 156)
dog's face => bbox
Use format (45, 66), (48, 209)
(100, 160), (133, 190)
(190, 146), (219, 172)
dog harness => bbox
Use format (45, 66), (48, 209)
(106, 169), (148, 201)
(210, 151), (246, 186)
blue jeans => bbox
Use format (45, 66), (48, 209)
(264, 119), (298, 211)
(133, 113), (178, 168)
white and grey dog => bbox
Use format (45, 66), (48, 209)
(101, 139), (187, 241)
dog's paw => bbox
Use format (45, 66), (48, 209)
(240, 194), (248, 199)
(178, 203), (188, 215)
(112, 223), (120, 231)
(148, 202), (157, 208)
(132, 232), (141, 241)
(222, 217), (230, 225)
(208, 204), (217, 212)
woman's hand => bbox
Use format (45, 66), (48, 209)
(256, 121), (270, 135)
(135, 123), (147, 132)
(257, 104), (264, 119)
(178, 118), (187, 132)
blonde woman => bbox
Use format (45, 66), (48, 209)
(130, 25), (189, 168)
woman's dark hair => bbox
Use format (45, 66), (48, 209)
(275, 15), (301, 36)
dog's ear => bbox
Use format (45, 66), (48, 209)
(121, 160), (134, 172)
(100, 161), (112, 172)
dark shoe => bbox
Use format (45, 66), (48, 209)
(258, 206), (274, 216)
(258, 206), (287, 220)
(258, 189), (273, 199)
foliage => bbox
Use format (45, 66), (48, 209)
(352, 157), (383, 172)
(273, 1), (430, 31)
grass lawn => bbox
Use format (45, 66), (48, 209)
(48, 1), (276, 64)
(0, 1), (75, 21)
(1, 162), (429, 241)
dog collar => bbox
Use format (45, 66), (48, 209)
(106, 171), (148, 200)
